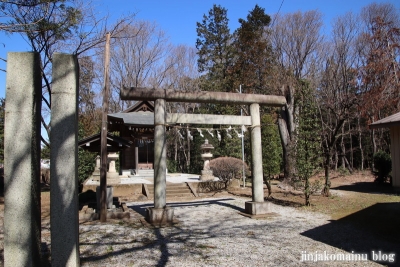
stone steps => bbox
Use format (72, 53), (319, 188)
(145, 183), (195, 199)
(136, 169), (154, 177)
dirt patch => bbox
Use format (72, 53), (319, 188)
(228, 171), (400, 219)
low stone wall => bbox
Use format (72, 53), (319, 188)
(82, 179), (242, 199)
(82, 181), (143, 199)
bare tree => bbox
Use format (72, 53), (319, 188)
(163, 45), (200, 172)
(108, 25), (200, 171)
(317, 12), (360, 196)
(109, 21), (175, 111)
(78, 56), (102, 135)
(270, 10), (324, 181)
(1, 0), (134, 145)
(0, 0), (53, 32)
(356, 3), (400, 159)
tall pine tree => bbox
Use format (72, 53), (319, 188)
(196, 4), (234, 93)
(233, 5), (274, 95)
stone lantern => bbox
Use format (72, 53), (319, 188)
(107, 152), (120, 184)
(92, 155), (101, 181)
(200, 139), (215, 181)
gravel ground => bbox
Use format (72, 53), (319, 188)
(76, 196), (388, 267)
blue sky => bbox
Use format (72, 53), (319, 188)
(1, 0), (400, 98)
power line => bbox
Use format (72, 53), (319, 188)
(271, 0), (285, 27)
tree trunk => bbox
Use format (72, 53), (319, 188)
(371, 128), (377, 171)
(340, 129), (345, 168)
(305, 177), (310, 206)
(174, 138), (178, 161)
(278, 119), (297, 181)
(344, 156), (353, 174)
(322, 150), (331, 197)
(349, 122), (353, 169)
(277, 85), (297, 182)
(186, 126), (191, 171)
(264, 175), (272, 199)
(358, 116), (364, 170)
(334, 150), (338, 171)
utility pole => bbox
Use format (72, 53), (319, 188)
(100, 32), (111, 222)
(240, 85), (246, 188)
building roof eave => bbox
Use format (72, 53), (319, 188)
(369, 112), (400, 129)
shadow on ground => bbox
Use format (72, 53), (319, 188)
(128, 198), (244, 217)
(301, 202), (400, 266)
(228, 190), (304, 208)
(331, 181), (399, 195)
(80, 197), (254, 266)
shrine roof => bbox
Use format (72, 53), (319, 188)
(108, 111), (154, 126)
(121, 100), (154, 113)
(78, 132), (132, 153)
(369, 112), (400, 129)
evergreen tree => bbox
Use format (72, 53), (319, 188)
(196, 4), (237, 118)
(78, 123), (96, 185)
(196, 5), (244, 157)
(196, 4), (234, 93)
(41, 145), (51, 159)
(295, 81), (321, 206)
(217, 129), (242, 159)
(233, 5), (274, 95)
(261, 113), (282, 197)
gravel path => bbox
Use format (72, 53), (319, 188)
(77, 196), (388, 266)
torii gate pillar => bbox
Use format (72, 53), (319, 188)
(245, 103), (271, 215)
(146, 99), (174, 224)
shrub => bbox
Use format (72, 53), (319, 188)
(373, 151), (392, 184)
(78, 189), (96, 205)
(338, 166), (350, 176)
(209, 157), (249, 188)
(167, 158), (178, 173)
(78, 148), (96, 185)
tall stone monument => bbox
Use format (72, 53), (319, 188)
(4, 52), (42, 267)
(50, 53), (80, 266)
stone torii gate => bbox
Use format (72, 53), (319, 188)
(121, 87), (286, 224)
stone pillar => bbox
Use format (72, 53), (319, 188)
(250, 103), (263, 202)
(50, 53), (80, 267)
(134, 145), (139, 173)
(4, 52), (42, 267)
(245, 103), (270, 215)
(154, 99), (167, 209)
(96, 186), (114, 210)
(146, 99), (173, 224)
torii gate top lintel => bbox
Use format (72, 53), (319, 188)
(121, 87), (286, 106)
